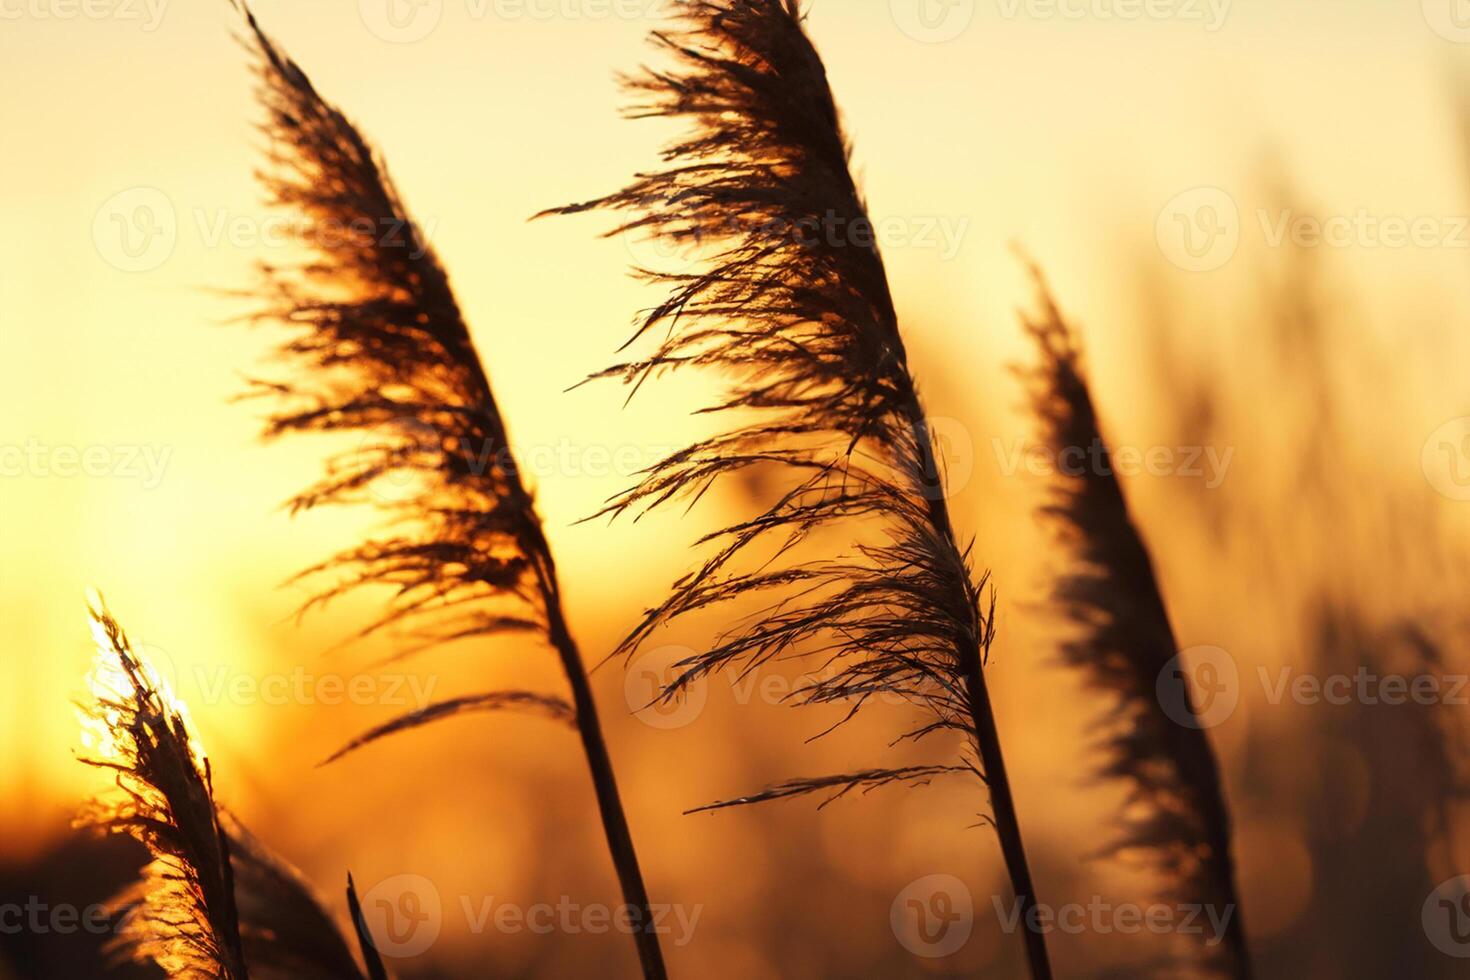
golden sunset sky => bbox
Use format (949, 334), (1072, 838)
(4, 1), (1470, 976)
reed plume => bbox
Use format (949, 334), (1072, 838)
(543, 2), (1050, 974)
(1279, 605), (1467, 980)
(229, 5), (666, 976)
(78, 598), (251, 980)
(1016, 266), (1249, 978)
(78, 598), (384, 980)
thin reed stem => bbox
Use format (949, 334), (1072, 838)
(228, 4), (668, 975)
(962, 660), (1051, 978)
(916, 415), (1052, 979)
(544, 3), (1053, 974)
(546, 592), (667, 980)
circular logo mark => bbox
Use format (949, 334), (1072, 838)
(912, 415), (976, 501)
(1423, 417), (1470, 501)
(621, 224), (708, 277)
(93, 187), (177, 273)
(624, 645), (709, 730)
(358, 874), (443, 958)
(1424, 0), (1470, 42)
(356, 417), (446, 505)
(890, 0), (976, 43)
(1157, 645), (1239, 729)
(1156, 187), (1240, 273)
(90, 638), (182, 719)
(1424, 876), (1470, 957)
(359, 0), (443, 43)
(134, 642), (183, 706)
(891, 874), (974, 958)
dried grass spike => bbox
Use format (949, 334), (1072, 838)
(545, 3), (1052, 975)
(1018, 263), (1250, 978)
(230, 4), (668, 975)
(77, 596), (250, 980)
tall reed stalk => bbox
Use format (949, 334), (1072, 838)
(545, 2), (1051, 974)
(228, 5), (666, 976)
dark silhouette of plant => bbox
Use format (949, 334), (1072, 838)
(78, 598), (382, 980)
(228, 820), (382, 980)
(1017, 264), (1250, 978)
(544, 2), (1051, 975)
(228, 4), (667, 977)
(78, 600), (251, 980)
